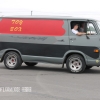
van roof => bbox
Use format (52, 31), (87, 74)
(0, 15), (97, 21)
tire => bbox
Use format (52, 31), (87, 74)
(25, 62), (37, 66)
(4, 51), (22, 69)
(66, 54), (86, 73)
(86, 66), (92, 69)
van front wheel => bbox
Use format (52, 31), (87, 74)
(66, 54), (86, 73)
(4, 52), (22, 69)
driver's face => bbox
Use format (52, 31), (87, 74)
(74, 25), (78, 30)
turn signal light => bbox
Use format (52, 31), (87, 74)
(94, 49), (99, 53)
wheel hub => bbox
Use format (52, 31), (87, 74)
(6, 55), (17, 67)
(69, 58), (82, 71)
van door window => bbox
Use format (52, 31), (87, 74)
(70, 21), (87, 35)
(87, 23), (97, 35)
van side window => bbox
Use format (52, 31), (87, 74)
(71, 21), (87, 34)
(87, 23), (97, 35)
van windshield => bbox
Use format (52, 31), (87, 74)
(97, 21), (100, 29)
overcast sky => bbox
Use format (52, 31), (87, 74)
(0, 0), (100, 19)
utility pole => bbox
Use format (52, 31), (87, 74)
(31, 11), (33, 16)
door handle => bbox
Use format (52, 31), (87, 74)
(70, 38), (76, 40)
(57, 39), (64, 42)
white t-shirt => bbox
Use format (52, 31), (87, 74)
(72, 29), (78, 34)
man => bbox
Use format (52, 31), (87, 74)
(72, 23), (86, 36)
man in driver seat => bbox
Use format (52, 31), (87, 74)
(72, 23), (86, 36)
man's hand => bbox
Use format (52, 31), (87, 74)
(87, 33), (91, 35)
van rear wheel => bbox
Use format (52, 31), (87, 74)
(66, 54), (86, 73)
(25, 62), (37, 66)
(4, 51), (22, 69)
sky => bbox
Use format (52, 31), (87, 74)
(0, 0), (100, 19)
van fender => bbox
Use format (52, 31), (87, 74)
(0, 49), (22, 61)
(62, 50), (88, 68)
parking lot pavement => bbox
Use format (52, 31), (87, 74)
(0, 63), (100, 100)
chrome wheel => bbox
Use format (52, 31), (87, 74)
(4, 52), (22, 69)
(6, 54), (17, 68)
(69, 57), (82, 71)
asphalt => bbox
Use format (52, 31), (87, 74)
(0, 63), (100, 100)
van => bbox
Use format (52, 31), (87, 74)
(0, 15), (100, 73)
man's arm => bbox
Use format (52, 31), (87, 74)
(76, 32), (86, 36)
(72, 29), (86, 36)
